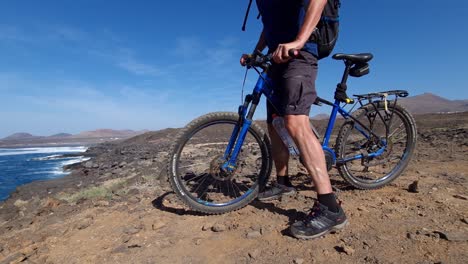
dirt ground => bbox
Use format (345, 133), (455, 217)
(0, 112), (467, 264)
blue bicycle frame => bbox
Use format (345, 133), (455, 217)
(220, 68), (387, 173)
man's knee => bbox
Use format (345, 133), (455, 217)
(284, 115), (307, 136)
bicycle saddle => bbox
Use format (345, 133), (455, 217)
(332, 53), (373, 63)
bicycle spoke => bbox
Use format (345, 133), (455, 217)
(179, 162), (211, 169)
(200, 178), (218, 201)
(191, 173), (212, 194)
(231, 180), (242, 197)
(388, 123), (405, 138)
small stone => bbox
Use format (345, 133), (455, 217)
(84, 161), (94, 168)
(390, 197), (402, 203)
(128, 197), (140, 204)
(246, 231), (262, 239)
(408, 180), (419, 193)
(461, 218), (468, 225)
(407, 232), (415, 240)
(435, 231), (468, 242)
(121, 235), (131, 243)
(248, 249), (260, 259)
(202, 224), (211, 231)
(357, 206), (366, 211)
(127, 188), (140, 196)
(95, 200), (110, 207)
(293, 258), (305, 264)
(128, 244), (142, 249)
(152, 221), (166, 230)
(123, 226), (141, 235)
(343, 245), (355, 255)
(76, 219), (93, 230)
(453, 194), (468, 200)
(211, 223), (226, 232)
(335, 245), (354, 255)
(111, 245), (128, 254)
(194, 238), (202, 245)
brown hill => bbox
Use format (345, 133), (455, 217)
(2, 133), (40, 140)
(73, 129), (146, 138)
(399, 92), (468, 114)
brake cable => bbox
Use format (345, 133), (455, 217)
(241, 67), (249, 104)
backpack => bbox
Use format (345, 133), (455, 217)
(309, 0), (341, 60)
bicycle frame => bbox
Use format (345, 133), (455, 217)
(220, 68), (388, 173)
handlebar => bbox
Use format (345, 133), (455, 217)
(243, 49), (300, 70)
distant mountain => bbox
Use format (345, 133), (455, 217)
(73, 129), (146, 138)
(2, 133), (40, 140)
(0, 129), (150, 147)
(311, 113), (330, 120)
(49, 133), (72, 138)
(399, 93), (468, 114)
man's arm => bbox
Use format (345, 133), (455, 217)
(240, 30), (267, 65)
(273, 0), (327, 63)
(254, 30), (267, 53)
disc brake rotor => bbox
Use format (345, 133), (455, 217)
(209, 157), (237, 181)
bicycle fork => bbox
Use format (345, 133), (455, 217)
(221, 73), (269, 173)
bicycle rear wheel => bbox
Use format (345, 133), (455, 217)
(168, 112), (272, 214)
(335, 102), (417, 189)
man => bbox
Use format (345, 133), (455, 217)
(240, 0), (347, 239)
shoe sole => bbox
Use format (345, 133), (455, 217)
(257, 189), (296, 202)
(290, 219), (349, 240)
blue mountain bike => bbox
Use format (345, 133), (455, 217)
(168, 51), (417, 214)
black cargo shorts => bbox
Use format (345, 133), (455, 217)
(266, 50), (318, 124)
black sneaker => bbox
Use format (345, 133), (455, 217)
(257, 183), (296, 201)
(290, 202), (348, 239)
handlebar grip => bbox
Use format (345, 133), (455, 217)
(288, 49), (299, 58)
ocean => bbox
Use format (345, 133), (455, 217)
(0, 146), (89, 201)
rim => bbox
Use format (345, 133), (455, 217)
(174, 119), (265, 207)
(341, 108), (411, 184)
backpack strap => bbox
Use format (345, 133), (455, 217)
(242, 0), (254, 31)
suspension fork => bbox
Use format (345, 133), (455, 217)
(221, 71), (270, 172)
(221, 90), (262, 172)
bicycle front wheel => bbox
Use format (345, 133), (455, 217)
(335, 102), (417, 189)
(168, 112), (272, 214)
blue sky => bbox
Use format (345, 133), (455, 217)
(1, 0), (467, 137)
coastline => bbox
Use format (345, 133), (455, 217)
(0, 146), (92, 203)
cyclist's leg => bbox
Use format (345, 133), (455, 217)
(284, 114), (332, 194)
(266, 102), (289, 179)
(257, 102), (296, 201)
(280, 52), (333, 195)
(277, 51), (347, 239)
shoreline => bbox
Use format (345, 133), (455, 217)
(0, 147), (94, 203)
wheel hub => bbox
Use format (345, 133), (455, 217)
(210, 157), (236, 181)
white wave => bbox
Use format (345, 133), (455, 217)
(61, 156), (90, 167)
(30, 154), (65, 161)
(0, 146), (87, 156)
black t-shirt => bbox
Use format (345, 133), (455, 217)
(256, 0), (317, 55)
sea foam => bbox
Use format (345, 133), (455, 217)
(0, 146), (87, 156)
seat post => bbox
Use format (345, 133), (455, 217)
(333, 60), (355, 104)
(339, 60), (353, 87)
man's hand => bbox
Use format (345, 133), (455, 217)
(240, 53), (253, 66)
(272, 40), (305, 64)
